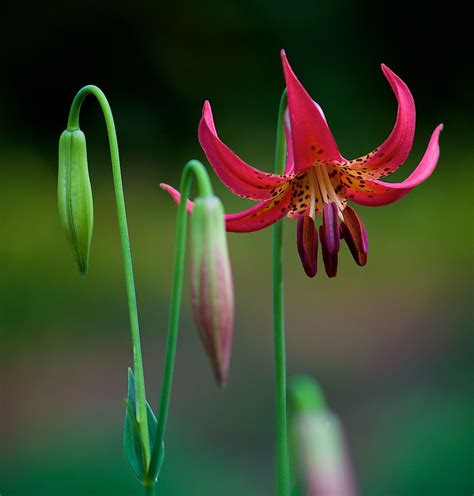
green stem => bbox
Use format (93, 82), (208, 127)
(145, 484), (155, 496)
(273, 90), (290, 496)
(147, 160), (213, 480)
(67, 86), (151, 467)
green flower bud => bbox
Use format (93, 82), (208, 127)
(58, 129), (94, 276)
(190, 195), (234, 386)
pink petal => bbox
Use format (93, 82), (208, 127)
(160, 183), (194, 213)
(346, 64), (416, 179)
(225, 192), (291, 232)
(346, 124), (443, 206)
(198, 101), (291, 200)
(160, 183), (291, 233)
(281, 50), (343, 172)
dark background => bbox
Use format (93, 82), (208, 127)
(0, 1), (472, 495)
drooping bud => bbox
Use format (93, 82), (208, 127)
(297, 216), (318, 278)
(341, 206), (368, 266)
(289, 376), (358, 496)
(58, 129), (94, 276)
(190, 195), (234, 386)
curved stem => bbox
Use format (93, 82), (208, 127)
(147, 160), (213, 480)
(273, 90), (290, 496)
(67, 86), (151, 466)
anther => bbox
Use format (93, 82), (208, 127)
(319, 225), (338, 278)
(341, 206), (368, 266)
(322, 202), (340, 255)
(297, 216), (318, 278)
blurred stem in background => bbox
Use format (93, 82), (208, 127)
(66, 86), (151, 467)
(273, 90), (291, 496)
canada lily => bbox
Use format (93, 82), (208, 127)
(162, 50), (443, 277)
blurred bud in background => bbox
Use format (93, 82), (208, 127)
(190, 195), (234, 386)
(57, 129), (93, 276)
(289, 376), (358, 496)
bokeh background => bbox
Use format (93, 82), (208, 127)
(0, 0), (472, 495)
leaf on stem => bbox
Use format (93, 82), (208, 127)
(124, 369), (164, 484)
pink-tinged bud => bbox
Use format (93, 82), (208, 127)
(190, 196), (234, 386)
(297, 216), (318, 278)
(289, 377), (358, 496)
(294, 412), (358, 496)
(341, 206), (369, 266)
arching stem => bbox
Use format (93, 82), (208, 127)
(147, 160), (213, 482)
(67, 86), (151, 467)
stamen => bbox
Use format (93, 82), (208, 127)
(315, 165), (330, 203)
(308, 169), (317, 218)
(319, 225), (338, 278)
(341, 206), (369, 266)
(322, 202), (340, 255)
(314, 164), (344, 221)
(320, 165), (345, 218)
(297, 216), (318, 278)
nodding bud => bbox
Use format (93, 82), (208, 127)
(58, 129), (94, 276)
(297, 216), (318, 278)
(289, 377), (358, 496)
(190, 196), (235, 386)
(341, 206), (369, 266)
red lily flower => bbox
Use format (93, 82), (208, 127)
(162, 50), (443, 277)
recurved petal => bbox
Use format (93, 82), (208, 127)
(160, 183), (291, 233)
(160, 183), (195, 214)
(225, 190), (292, 232)
(281, 50), (343, 172)
(345, 64), (416, 180)
(198, 101), (290, 200)
(344, 124), (443, 206)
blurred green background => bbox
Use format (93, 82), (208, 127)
(0, 0), (472, 495)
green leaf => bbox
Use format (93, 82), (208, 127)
(124, 369), (165, 484)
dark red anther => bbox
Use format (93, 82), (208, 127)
(322, 202), (340, 255)
(297, 216), (318, 278)
(319, 225), (338, 278)
(341, 206), (369, 266)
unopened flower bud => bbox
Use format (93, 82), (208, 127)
(57, 129), (94, 276)
(289, 376), (357, 496)
(190, 195), (234, 386)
